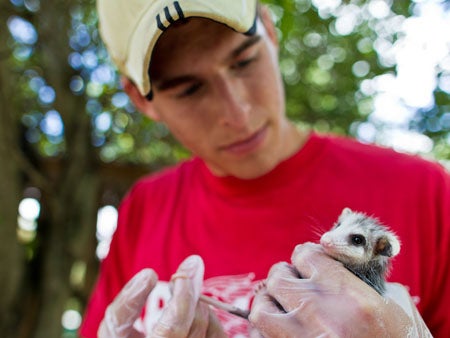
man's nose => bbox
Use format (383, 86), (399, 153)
(215, 77), (251, 128)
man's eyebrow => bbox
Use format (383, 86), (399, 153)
(153, 35), (262, 92)
(154, 75), (197, 91)
(232, 35), (262, 58)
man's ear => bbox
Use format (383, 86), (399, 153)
(260, 5), (279, 48)
(121, 77), (161, 121)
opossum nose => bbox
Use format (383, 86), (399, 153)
(320, 234), (333, 248)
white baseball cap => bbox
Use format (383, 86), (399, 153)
(97, 0), (258, 97)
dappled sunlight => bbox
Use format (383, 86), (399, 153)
(96, 205), (118, 260)
(17, 187), (41, 244)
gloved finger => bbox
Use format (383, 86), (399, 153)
(263, 262), (306, 312)
(250, 285), (286, 318)
(291, 242), (344, 279)
(265, 259), (345, 314)
(186, 302), (209, 337)
(150, 255), (204, 338)
(98, 268), (158, 338)
(267, 261), (300, 281)
(186, 296), (228, 337)
(291, 242), (381, 298)
(249, 286), (302, 337)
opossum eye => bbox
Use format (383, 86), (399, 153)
(350, 235), (366, 246)
(334, 222), (341, 228)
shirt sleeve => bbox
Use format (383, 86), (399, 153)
(79, 194), (133, 338)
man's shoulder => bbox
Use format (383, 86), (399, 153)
(319, 132), (445, 173)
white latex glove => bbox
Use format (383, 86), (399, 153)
(249, 243), (432, 338)
(98, 255), (227, 337)
(384, 283), (432, 337)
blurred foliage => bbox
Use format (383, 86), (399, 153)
(5, 0), (450, 166)
(265, 0), (449, 153)
(5, 0), (188, 168)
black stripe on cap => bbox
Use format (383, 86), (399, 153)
(164, 6), (175, 24)
(156, 14), (166, 31)
(174, 1), (185, 20)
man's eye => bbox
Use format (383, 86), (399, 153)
(232, 56), (257, 70)
(177, 83), (202, 98)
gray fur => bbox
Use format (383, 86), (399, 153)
(343, 253), (389, 294)
(320, 208), (401, 295)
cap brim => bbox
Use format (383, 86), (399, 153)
(126, 0), (258, 96)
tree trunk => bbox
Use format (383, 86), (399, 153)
(0, 19), (27, 338)
(31, 1), (100, 336)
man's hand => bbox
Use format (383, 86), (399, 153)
(98, 255), (226, 337)
(249, 243), (431, 337)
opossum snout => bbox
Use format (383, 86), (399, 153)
(320, 233), (333, 248)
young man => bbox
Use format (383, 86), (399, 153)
(80, 0), (450, 337)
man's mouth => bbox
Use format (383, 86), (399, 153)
(219, 124), (268, 155)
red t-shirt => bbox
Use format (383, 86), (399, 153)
(80, 132), (450, 337)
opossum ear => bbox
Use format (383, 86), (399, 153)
(375, 237), (392, 256)
(375, 235), (401, 257)
(387, 233), (401, 256)
(341, 207), (353, 216)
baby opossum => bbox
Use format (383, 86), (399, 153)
(320, 208), (400, 294)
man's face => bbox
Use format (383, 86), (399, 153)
(149, 16), (298, 179)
